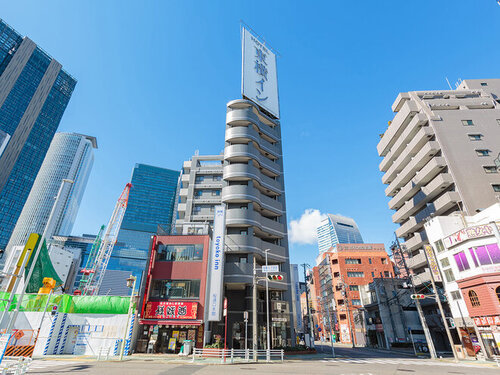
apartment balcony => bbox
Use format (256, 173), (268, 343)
(225, 126), (280, 158)
(388, 180), (419, 210)
(226, 107), (279, 141)
(177, 203), (187, 212)
(405, 232), (427, 253)
(413, 157), (446, 186)
(413, 269), (432, 285)
(223, 163), (282, 193)
(194, 182), (222, 189)
(193, 196), (221, 204)
(434, 191), (460, 215)
(225, 234), (286, 260)
(377, 100), (419, 157)
(183, 160), (192, 170)
(225, 208), (285, 236)
(395, 216), (422, 239)
(191, 214), (214, 221)
(196, 166), (223, 174)
(380, 114), (429, 172)
(179, 188), (188, 197)
(406, 248), (427, 269)
(222, 185), (283, 214)
(382, 126), (434, 184)
(421, 173), (453, 199)
(391, 92), (411, 112)
(225, 144), (281, 176)
(384, 142), (440, 197)
(181, 174), (190, 183)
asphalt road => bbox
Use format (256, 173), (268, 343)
(22, 345), (498, 375)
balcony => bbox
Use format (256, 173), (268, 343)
(412, 269), (432, 285)
(413, 157), (446, 186)
(225, 234), (286, 260)
(223, 164), (282, 194)
(193, 196), (221, 204)
(225, 126), (280, 158)
(225, 144), (281, 175)
(406, 248), (427, 269)
(421, 173), (453, 199)
(222, 185), (283, 214)
(225, 208), (285, 236)
(226, 107), (279, 141)
(181, 174), (190, 183)
(434, 191), (460, 215)
(377, 100), (419, 157)
(194, 181), (222, 189)
(395, 217), (422, 238)
(388, 180), (419, 210)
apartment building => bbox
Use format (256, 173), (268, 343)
(377, 79), (500, 283)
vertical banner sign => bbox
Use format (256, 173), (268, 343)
(208, 205), (226, 321)
(423, 245), (442, 282)
(241, 26), (280, 118)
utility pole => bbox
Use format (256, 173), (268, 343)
(394, 235), (437, 359)
(302, 263), (315, 348)
(339, 275), (355, 348)
(252, 257), (258, 360)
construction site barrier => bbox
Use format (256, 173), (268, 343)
(0, 356), (32, 375)
(191, 348), (284, 363)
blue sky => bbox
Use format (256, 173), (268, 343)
(2, 1), (500, 269)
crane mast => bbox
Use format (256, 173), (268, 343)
(82, 183), (132, 296)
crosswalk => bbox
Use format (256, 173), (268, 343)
(321, 358), (481, 368)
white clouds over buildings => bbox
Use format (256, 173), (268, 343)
(288, 209), (326, 245)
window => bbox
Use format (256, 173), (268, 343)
(470, 244), (500, 265)
(450, 291), (462, 300)
(494, 185), (500, 192)
(151, 279), (201, 299)
(195, 176), (205, 183)
(157, 244), (204, 261)
(484, 166), (498, 174)
(368, 258), (372, 264)
(435, 240), (446, 253)
(443, 269), (455, 282)
(332, 259), (338, 265)
(384, 271), (391, 278)
(462, 120), (474, 126)
(337, 299), (345, 305)
(339, 314), (347, 320)
(476, 149), (491, 156)
(496, 286), (500, 304)
(351, 299), (362, 306)
(468, 290), (480, 307)
(480, 82), (488, 86)
(347, 272), (364, 278)
(345, 258), (361, 264)
(349, 285), (359, 291)
(194, 190), (203, 197)
(468, 134), (483, 141)
(440, 257), (450, 267)
(333, 272), (340, 277)
(213, 175), (222, 181)
(497, 119), (500, 126)
(453, 251), (470, 271)
(371, 272), (375, 277)
(381, 258), (388, 264)
(212, 190), (221, 196)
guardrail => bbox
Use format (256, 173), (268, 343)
(191, 348), (284, 363)
(0, 356), (32, 374)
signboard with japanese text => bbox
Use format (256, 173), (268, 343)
(208, 205), (227, 321)
(444, 222), (500, 248)
(473, 315), (500, 326)
(144, 301), (198, 320)
(241, 26), (280, 118)
(424, 245), (442, 282)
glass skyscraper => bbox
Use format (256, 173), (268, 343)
(317, 214), (364, 254)
(100, 163), (180, 295)
(0, 19), (77, 255)
(6, 133), (97, 254)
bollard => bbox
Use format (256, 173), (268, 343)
(230, 348), (234, 364)
(281, 349), (284, 362)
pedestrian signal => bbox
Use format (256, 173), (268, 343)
(267, 274), (284, 281)
(410, 294), (426, 300)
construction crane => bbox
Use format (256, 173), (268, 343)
(74, 224), (105, 294)
(79, 183), (132, 296)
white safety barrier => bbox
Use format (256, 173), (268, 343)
(191, 348), (284, 364)
(493, 355), (500, 367)
(0, 356), (32, 375)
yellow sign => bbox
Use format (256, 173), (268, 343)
(168, 338), (176, 351)
(172, 331), (179, 339)
(8, 233), (40, 293)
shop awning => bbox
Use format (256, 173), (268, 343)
(139, 319), (203, 326)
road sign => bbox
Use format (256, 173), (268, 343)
(262, 265), (279, 273)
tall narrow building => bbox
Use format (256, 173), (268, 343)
(6, 133), (96, 254)
(317, 214), (364, 255)
(377, 79), (500, 283)
(174, 154), (223, 234)
(101, 163), (180, 295)
(0, 19), (77, 254)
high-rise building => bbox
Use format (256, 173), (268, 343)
(0, 19), (77, 254)
(174, 154), (223, 233)
(101, 163), (180, 295)
(317, 214), (364, 254)
(6, 133), (96, 255)
(377, 79), (500, 284)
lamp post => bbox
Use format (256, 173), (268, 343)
(264, 248), (270, 361)
(120, 275), (137, 360)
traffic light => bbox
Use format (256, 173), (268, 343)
(410, 294), (426, 300)
(267, 274), (284, 281)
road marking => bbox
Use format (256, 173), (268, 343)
(324, 358), (486, 368)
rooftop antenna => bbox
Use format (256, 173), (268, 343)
(445, 77), (453, 90)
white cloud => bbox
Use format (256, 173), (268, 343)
(288, 209), (327, 245)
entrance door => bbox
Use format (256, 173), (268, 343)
(63, 326), (79, 354)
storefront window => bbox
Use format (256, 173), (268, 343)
(453, 251), (470, 272)
(151, 279), (200, 299)
(157, 244), (203, 261)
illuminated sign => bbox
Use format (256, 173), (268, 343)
(241, 26), (279, 118)
(207, 205), (226, 321)
(424, 245), (442, 282)
(444, 223), (499, 248)
(473, 315), (500, 326)
(144, 301), (198, 320)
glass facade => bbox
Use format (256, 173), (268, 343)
(317, 214), (364, 254)
(104, 164), (180, 293)
(0, 19), (76, 255)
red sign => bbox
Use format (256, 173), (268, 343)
(473, 315), (500, 326)
(144, 301), (198, 320)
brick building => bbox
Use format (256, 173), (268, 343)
(312, 244), (395, 345)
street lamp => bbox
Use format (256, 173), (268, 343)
(120, 275), (137, 360)
(264, 248), (271, 361)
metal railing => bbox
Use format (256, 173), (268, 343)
(191, 348), (284, 363)
(0, 356), (32, 375)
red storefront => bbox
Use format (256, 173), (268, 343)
(136, 234), (210, 353)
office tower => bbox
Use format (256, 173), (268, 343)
(377, 79), (500, 284)
(317, 214), (364, 254)
(174, 154), (223, 234)
(0, 19), (77, 254)
(101, 163), (180, 295)
(6, 133), (96, 254)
